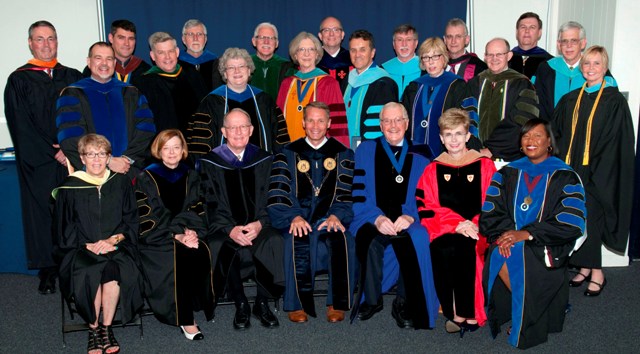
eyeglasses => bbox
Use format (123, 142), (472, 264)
(297, 47), (317, 54)
(224, 125), (252, 132)
(394, 37), (417, 44)
(421, 54), (443, 62)
(225, 64), (248, 72)
(83, 152), (108, 159)
(320, 27), (343, 34)
(485, 52), (509, 59)
(559, 38), (581, 47)
(444, 34), (465, 41)
(441, 131), (467, 140)
(184, 32), (205, 38)
(254, 35), (277, 42)
(380, 118), (407, 126)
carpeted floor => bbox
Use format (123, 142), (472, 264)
(1, 263), (638, 353)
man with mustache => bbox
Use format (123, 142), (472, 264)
(56, 42), (156, 177)
(382, 24), (421, 99)
(178, 19), (223, 92)
(250, 22), (295, 100)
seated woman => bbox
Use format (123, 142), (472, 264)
(416, 108), (496, 337)
(479, 119), (586, 349)
(52, 134), (144, 354)
(135, 129), (214, 340)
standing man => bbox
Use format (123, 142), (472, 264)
(268, 101), (355, 323)
(468, 38), (539, 161)
(344, 30), (398, 145)
(444, 18), (487, 82)
(317, 16), (353, 92)
(508, 12), (553, 79)
(56, 42), (156, 176)
(199, 108), (284, 330)
(382, 24), (421, 99)
(133, 32), (208, 135)
(349, 102), (439, 329)
(4, 20), (83, 294)
(178, 19), (223, 92)
(82, 19), (150, 84)
(250, 22), (295, 100)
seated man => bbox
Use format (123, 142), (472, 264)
(198, 108), (284, 330)
(349, 102), (439, 329)
(268, 101), (355, 323)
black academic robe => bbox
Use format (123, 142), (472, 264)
(508, 48), (553, 79)
(56, 79), (156, 173)
(318, 47), (353, 93)
(52, 172), (144, 325)
(198, 144), (285, 300)
(553, 85), (635, 259)
(467, 69), (539, 161)
(178, 58), (223, 93)
(4, 62), (82, 268)
(132, 66), (208, 135)
(135, 163), (214, 325)
(448, 53), (488, 82)
(188, 85), (289, 156)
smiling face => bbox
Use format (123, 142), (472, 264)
(252, 26), (278, 60)
(516, 17), (542, 50)
(159, 136), (184, 169)
(294, 38), (319, 73)
(303, 106), (331, 147)
(221, 110), (253, 154)
(318, 17), (344, 52)
(380, 104), (409, 146)
(182, 24), (207, 56)
(349, 38), (376, 73)
(80, 145), (110, 178)
(581, 52), (606, 87)
(557, 27), (587, 66)
(393, 31), (418, 62)
(87, 45), (116, 83)
(521, 123), (551, 164)
(440, 124), (470, 157)
(223, 57), (250, 91)
(150, 40), (179, 73)
(29, 26), (58, 61)
(485, 39), (512, 74)
(108, 28), (136, 62)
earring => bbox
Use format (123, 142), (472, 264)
(519, 147), (524, 152)
(547, 146), (553, 152)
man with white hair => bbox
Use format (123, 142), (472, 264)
(178, 19), (223, 91)
(250, 22), (295, 100)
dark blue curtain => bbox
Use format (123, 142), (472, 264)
(103, 0), (466, 65)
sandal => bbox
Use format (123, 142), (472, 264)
(87, 327), (102, 354)
(569, 271), (591, 287)
(100, 325), (120, 354)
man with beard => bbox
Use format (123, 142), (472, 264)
(382, 24), (421, 99)
(178, 19), (223, 92)
(56, 42), (156, 176)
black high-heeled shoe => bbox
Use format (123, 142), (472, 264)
(584, 278), (607, 297)
(87, 327), (102, 354)
(459, 321), (480, 338)
(100, 325), (120, 354)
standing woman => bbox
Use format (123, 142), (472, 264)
(416, 108), (495, 336)
(136, 129), (214, 340)
(276, 32), (349, 146)
(52, 134), (144, 354)
(553, 46), (634, 296)
(401, 37), (469, 158)
(480, 119), (586, 349)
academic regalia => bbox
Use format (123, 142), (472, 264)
(276, 68), (349, 146)
(188, 85), (289, 157)
(401, 71), (469, 157)
(448, 52), (488, 82)
(553, 82), (634, 264)
(416, 150), (495, 326)
(467, 69), (539, 161)
(267, 138), (356, 315)
(250, 54), (296, 100)
(4, 60), (82, 269)
(178, 50), (223, 92)
(198, 144), (285, 304)
(318, 47), (353, 93)
(349, 138), (439, 329)
(480, 157), (586, 349)
(52, 171), (144, 325)
(132, 64), (208, 135)
(82, 56), (151, 84)
(135, 163), (214, 326)
(56, 78), (156, 172)
(381, 56), (422, 99)
(508, 46), (553, 79)
(344, 64), (398, 144)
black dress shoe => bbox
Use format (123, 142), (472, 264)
(37, 273), (56, 295)
(253, 299), (279, 328)
(391, 298), (413, 329)
(233, 302), (251, 330)
(358, 299), (383, 321)
(584, 278), (607, 297)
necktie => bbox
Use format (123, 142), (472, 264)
(44, 68), (53, 78)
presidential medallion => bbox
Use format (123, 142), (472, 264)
(297, 160), (310, 173)
(323, 158), (336, 171)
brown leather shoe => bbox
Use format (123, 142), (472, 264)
(288, 310), (308, 323)
(326, 306), (345, 323)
